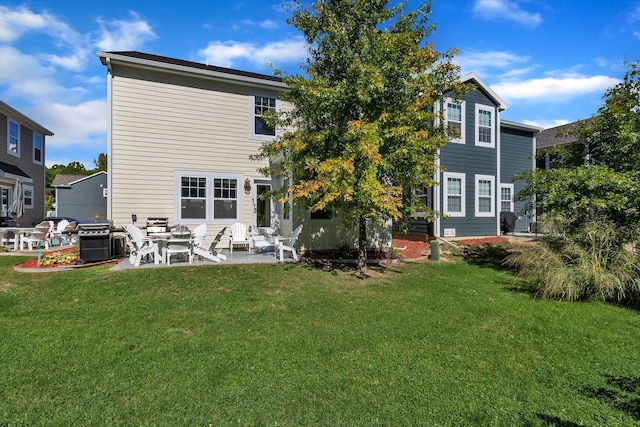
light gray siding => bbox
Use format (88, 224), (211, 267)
(0, 109), (49, 227)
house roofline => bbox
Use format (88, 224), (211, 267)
(97, 51), (288, 91)
(500, 119), (542, 132)
(52, 171), (107, 187)
(0, 100), (54, 136)
(461, 72), (508, 111)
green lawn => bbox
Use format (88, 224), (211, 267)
(1, 255), (639, 426)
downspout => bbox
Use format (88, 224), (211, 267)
(106, 57), (113, 222)
(495, 109), (501, 236)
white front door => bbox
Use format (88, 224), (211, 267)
(254, 182), (272, 229)
(0, 187), (10, 217)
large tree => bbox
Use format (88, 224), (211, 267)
(254, 0), (465, 272)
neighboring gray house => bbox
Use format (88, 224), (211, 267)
(52, 171), (107, 220)
(536, 121), (584, 170)
(1, 101), (54, 227)
(405, 73), (540, 237)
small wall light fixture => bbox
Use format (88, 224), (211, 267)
(131, 214), (137, 224)
(244, 178), (252, 194)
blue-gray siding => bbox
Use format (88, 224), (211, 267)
(57, 174), (107, 220)
(439, 88), (499, 237)
(500, 127), (535, 232)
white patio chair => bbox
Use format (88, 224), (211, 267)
(228, 222), (252, 253)
(276, 225), (303, 262)
(163, 225), (193, 266)
(20, 221), (53, 250)
(123, 224), (160, 267)
(48, 219), (69, 246)
(191, 224), (223, 262)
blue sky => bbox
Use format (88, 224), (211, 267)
(1, 0), (638, 168)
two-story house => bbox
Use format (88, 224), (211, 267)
(98, 52), (537, 251)
(0, 101), (54, 227)
(403, 74), (539, 238)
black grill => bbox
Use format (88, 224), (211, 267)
(78, 220), (113, 262)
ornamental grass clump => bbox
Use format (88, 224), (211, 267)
(505, 219), (640, 305)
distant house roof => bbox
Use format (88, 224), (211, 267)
(536, 121), (587, 150)
(97, 51), (287, 90)
(52, 171), (106, 187)
(0, 101), (54, 136)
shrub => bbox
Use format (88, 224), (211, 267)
(505, 219), (640, 304)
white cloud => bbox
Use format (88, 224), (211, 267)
(0, 5), (80, 44)
(260, 19), (279, 29)
(199, 37), (307, 68)
(31, 100), (107, 152)
(472, 0), (543, 27)
(95, 11), (157, 51)
(491, 75), (620, 101)
(521, 119), (571, 130)
(456, 50), (530, 76)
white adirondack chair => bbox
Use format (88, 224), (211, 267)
(191, 224), (223, 262)
(228, 222), (251, 253)
(49, 219), (69, 246)
(20, 221), (53, 250)
(123, 224), (160, 267)
(163, 225), (193, 266)
(276, 225), (303, 262)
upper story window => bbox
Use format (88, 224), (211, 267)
(253, 95), (276, 137)
(475, 174), (495, 217)
(445, 98), (465, 144)
(8, 119), (20, 157)
(475, 104), (495, 148)
(443, 172), (465, 217)
(33, 133), (43, 164)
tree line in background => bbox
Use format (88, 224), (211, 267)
(45, 153), (107, 211)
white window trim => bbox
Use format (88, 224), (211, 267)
(444, 97), (465, 144)
(281, 176), (292, 223)
(7, 119), (20, 157)
(499, 183), (514, 213)
(475, 174), (495, 217)
(249, 94), (279, 141)
(475, 104), (495, 148)
(33, 133), (43, 165)
(443, 172), (465, 217)
(174, 171), (244, 224)
(23, 184), (34, 209)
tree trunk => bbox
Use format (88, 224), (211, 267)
(357, 216), (368, 274)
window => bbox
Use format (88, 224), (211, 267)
(181, 176), (207, 219)
(23, 185), (34, 209)
(445, 98), (465, 143)
(475, 105), (495, 148)
(475, 175), (495, 217)
(253, 95), (276, 136)
(176, 173), (241, 223)
(213, 178), (238, 219)
(443, 172), (465, 217)
(8, 119), (19, 156)
(33, 133), (43, 164)
(500, 183), (514, 212)
(1, 187), (9, 216)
